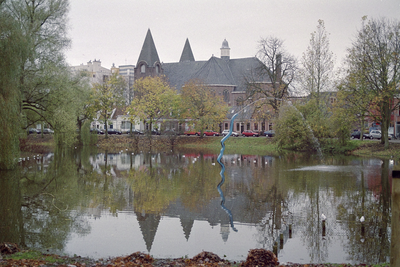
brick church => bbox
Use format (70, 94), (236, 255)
(134, 29), (275, 133)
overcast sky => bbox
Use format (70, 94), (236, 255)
(65, 0), (400, 69)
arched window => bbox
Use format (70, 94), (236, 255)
(140, 64), (146, 73)
(223, 90), (229, 102)
(156, 64), (160, 73)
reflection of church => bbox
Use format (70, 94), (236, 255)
(86, 151), (285, 252)
(134, 29), (274, 133)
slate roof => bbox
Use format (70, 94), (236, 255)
(137, 29), (160, 67)
(135, 31), (272, 93)
(163, 56), (269, 92)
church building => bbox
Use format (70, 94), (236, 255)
(134, 29), (275, 133)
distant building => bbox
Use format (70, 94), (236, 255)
(118, 64), (135, 104)
(70, 59), (111, 84)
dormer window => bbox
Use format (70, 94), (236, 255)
(141, 64), (146, 73)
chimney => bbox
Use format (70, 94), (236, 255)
(276, 54), (282, 82)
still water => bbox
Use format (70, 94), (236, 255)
(0, 147), (394, 264)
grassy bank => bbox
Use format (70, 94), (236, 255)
(180, 136), (280, 155)
(21, 134), (400, 160)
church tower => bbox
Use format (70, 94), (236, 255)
(134, 29), (163, 80)
(220, 39), (230, 60)
(179, 38), (195, 62)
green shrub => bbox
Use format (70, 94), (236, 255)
(274, 104), (316, 151)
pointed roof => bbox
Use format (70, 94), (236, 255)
(191, 56), (235, 85)
(135, 212), (161, 252)
(179, 38), (195, 62)
(137, 29), (160, 67)
(180, 216), (195, 241)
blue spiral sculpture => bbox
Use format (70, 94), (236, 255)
(217, 112), (239, 232)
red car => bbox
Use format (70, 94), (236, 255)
(242, 130), (259, 137)
(202, 130), (220, 136)
(184, 130), (200, 136)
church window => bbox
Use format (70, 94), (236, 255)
(223, 90), (229, 102)
(141, 64), (146, 73)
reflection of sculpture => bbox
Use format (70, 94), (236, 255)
(217, 113), (238, 232)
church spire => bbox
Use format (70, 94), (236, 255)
(179, 38), (195, 62)
(137, 29), (160, 67)
(134, 29), (163, 80)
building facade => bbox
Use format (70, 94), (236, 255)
(70, 59), (112, 84)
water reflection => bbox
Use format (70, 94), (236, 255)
(0, 148), (394, 264)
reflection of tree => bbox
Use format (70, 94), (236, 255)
(300, 173), (330, 263)
(0, 170), (25, 246)
(341, 159), (391, 264)
(1, 146), (131, 253)
(78, 150), (129, 215)
(178, 156), (221, 211)
(246, 156), (290, 251)
(128, 154), (180, 214)
(17, 148), (85, 251)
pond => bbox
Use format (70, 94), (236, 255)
(0, 146), (395, 265)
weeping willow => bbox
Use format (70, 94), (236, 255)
(0, 8), (27, 170)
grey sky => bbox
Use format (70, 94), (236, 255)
(65, 0), (400, 69)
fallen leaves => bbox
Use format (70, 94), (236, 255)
(241, 249), (279, 266)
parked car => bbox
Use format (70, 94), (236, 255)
(184, 130), (200, 136)
(363, 132), (372, 139)
(126, 129), (143, 135)
(202, 130), (220, 136)
(264, 130), (275, 137)
(90, 128), (104, 134)
(28, 128), (39, 134)
(107, 129), (122, 135)
(43, 128), (54, 134)
(242, 130), (259, 137)
(370, 130), (382, 139)
(221, 129), (239, 137)
(351, 131), (371, 139)
(150, 129), (161, 135)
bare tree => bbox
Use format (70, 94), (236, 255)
(299, 20), (335, 107)
(245, 36), (297, 114)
